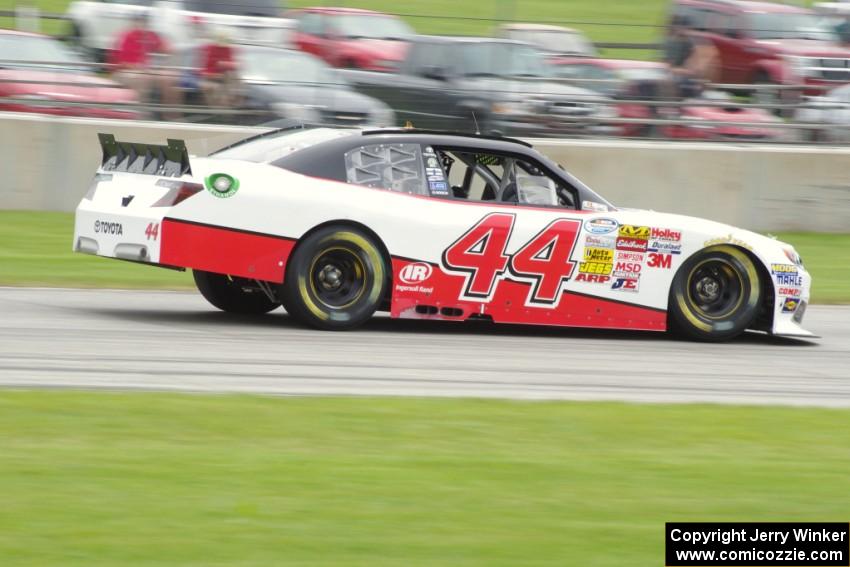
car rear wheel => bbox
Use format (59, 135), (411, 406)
(668, 246), (761, 342)
(193, 270), (280, 314)
(282, 226), (387, 330)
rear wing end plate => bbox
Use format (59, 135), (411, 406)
(98, 133), (192, 177)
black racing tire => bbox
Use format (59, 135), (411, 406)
(193, 270), (280, 314)
(667, 245), (762, 342)
(282, 226), (387, 330)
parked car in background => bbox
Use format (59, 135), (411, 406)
(287, 7), (413, 71)
(795, 83), (850, 141)
(552, 57), (784, 140)
(0, 29), (140, 119)
(497, 23), (596, 58)
(669, 0), (850, 105)
(341, 36), (617, 137)
(67, 0), (292, 60)
(173, 44), (395, 127)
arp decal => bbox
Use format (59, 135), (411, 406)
(575, 274), (610, 284)
(442, 214), (581, 307)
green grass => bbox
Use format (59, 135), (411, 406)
(1, 210), (848, 302)
(0, 391), (848, 566)
(3, 0), (671, 59)
(0, 211), (192, 289)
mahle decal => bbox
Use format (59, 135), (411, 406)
(205, 173), (240, 198)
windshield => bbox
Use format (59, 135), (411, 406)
(184, 0), (280, 17)
(747, 12), (838, 41)
(510, 29), (595, 56)
(0, 34), (88, 71)
(618, 67), (668, 82)
(213, 127), (356, 162)
(461, 43), (548, 77)
(331, 15), (413, 40)
(239, 48), (344, 86)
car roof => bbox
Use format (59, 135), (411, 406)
(299, 6), (390, 16)
(412, 35), (529, 46)
(499, 23), (581, 33)
(0, 28), (48, 39)
(679, 0), (810, 14)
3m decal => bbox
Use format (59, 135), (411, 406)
(618, 225), (650, 239)
(443, 214), (581, 307)
(647, 252), (673, 269)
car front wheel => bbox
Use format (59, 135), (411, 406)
(668, 246), (762, 341)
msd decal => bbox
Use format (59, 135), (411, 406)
(442, 213), (581, 307)
(399, 262), (433, 284)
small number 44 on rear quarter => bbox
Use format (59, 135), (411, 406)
(73, 128), (815, 342)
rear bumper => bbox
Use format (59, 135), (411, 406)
(74, 201), (164, 264)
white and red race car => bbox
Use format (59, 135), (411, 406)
(74, 127), (813, 341)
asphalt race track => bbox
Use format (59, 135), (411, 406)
(1, 287), (848, 407)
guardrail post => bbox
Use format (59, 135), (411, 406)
(15, 5), (41, 33)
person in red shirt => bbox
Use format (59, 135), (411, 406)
(198, 30), (240, 108)
(111, 13), (181, 118)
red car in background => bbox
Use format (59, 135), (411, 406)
(286, 7), (412, 71)
(551, 57), (784, 141)
(0, 29), (140, 119)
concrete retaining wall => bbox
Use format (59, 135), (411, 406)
(2, 113), (849, 231)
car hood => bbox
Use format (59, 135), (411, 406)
(248, 82), (385, 114)
(754, 39), (850, 57)
(681, 104), (778, 123)
(0, 68), (137, 102)
(463, 76), (609, 104)
(347, 38), (408, 61)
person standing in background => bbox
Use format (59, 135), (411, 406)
(110, 13), (182, 119)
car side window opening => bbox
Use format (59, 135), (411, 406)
(437, 149), (578, 209)
(344, 143), (428, 196)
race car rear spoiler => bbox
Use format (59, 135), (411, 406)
(98, 133), (192, 177)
